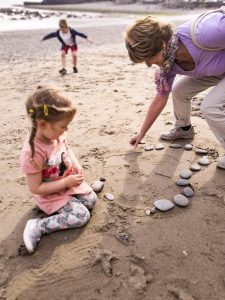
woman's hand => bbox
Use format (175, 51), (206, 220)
(64, 174), (84, 188)
(130, 133), (145, 149)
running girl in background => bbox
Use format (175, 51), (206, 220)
(20, 85), (97, 253)
(42, 19), (93, 75)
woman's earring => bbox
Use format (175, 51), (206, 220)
(162, 51), (166, 58)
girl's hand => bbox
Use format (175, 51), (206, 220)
(87, 37), (93, 44)
(64, 174), (84, 188)
(77, 167), (84, 176)
(130, 133), (144, 149)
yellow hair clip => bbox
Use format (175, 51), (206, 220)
(28, 108), (34, 113)
(43, 104), (48, 116)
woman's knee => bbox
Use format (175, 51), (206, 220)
(200, 99), (218, 119)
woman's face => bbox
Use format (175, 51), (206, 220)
(144, 48), (166, 68)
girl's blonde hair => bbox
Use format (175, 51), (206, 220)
(59, 19), (68, 28)
(26, 85), (76, 159)
(125, 15), (173, 63)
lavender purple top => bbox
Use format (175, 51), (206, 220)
(162, 12), (225, 95)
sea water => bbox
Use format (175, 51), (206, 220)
(0, 0), (200, 33)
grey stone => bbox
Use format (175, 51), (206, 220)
(184, 144), (193, 150)
(104, 193), (115, 201)
(91, 180), (104, 193)
(180, 169), (192, 179)
(169, 143), (182, 148)
(195, 148), (208, 155)
(174, 194), (189, 207)
(176, 178), (190, 186)
(198, 156), (209, 166)
(190, 163), (201, 171)
(182, 187), (194, 197)
(155, 143), (164, 150)
(154, 199), (174, 211)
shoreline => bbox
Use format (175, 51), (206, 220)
(23, 1), (208, 15)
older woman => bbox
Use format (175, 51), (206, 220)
(125, 10), (225, 169)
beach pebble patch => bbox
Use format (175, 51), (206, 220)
(174, 194), (189, 207)
(180, 169), (192, 179)
(176, 178), (190, 186)
(182, 187), (194, 197)
(104, 193), (115, 201)
(190, 163), (201, 171)
(154, 199), (174, 211)
(91, 180), (104, 192)
(184, 144), (193, 150)
(169, 143), (182, 148)
(198, 156), (209, 166)
(155, 143), (164, 150)
(195, 148), (208, 155)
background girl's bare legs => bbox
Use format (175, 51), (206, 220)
(61, 50), (66, 69)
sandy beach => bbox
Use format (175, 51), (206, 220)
(0, 5), (225, 300)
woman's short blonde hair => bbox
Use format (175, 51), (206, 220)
(125, 15), (173, 63)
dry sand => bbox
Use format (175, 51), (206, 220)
(0, 12), (225, 300)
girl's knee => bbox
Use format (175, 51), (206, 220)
(76, 191), (97, 209)
(81, 206), (90, 225)
(86, 191), (97, 209)
(73, 205), (90, 226)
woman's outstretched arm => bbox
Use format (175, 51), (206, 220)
(130, 93), (169, 149)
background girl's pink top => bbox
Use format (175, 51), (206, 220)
(19, 134), (92, 215)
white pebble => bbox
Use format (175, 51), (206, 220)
(144, 146), (154, 151)
(190, 163), (201, 171)
(182, 187), (194, 197)
(184, 144), (193, 150)
(174, 194), (189, 207)
(176, 178), (190, 186)
(198, 156), (209, 166)
(180, 169), (192, 179)
(104, 193), (115, 201)
(91, 180), (104, 193)
(195, 148), (208, 155)
(145, 209), (151, 216)
(155, 143), (164, 150)
(154, 199), (174, 211)
(169, 143), (182, 148)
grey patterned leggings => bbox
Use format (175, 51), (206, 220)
(37, 191), (97, 235)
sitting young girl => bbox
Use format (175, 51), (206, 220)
(20, 85), (97, 254)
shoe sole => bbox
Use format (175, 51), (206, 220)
(160, 135), (194, 140)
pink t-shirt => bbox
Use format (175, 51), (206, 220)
(19, 134), (92, 215)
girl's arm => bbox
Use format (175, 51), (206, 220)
(130, 93), (169, 149)
(27, 171), (84, 196)
(42, 31), (57, 41)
